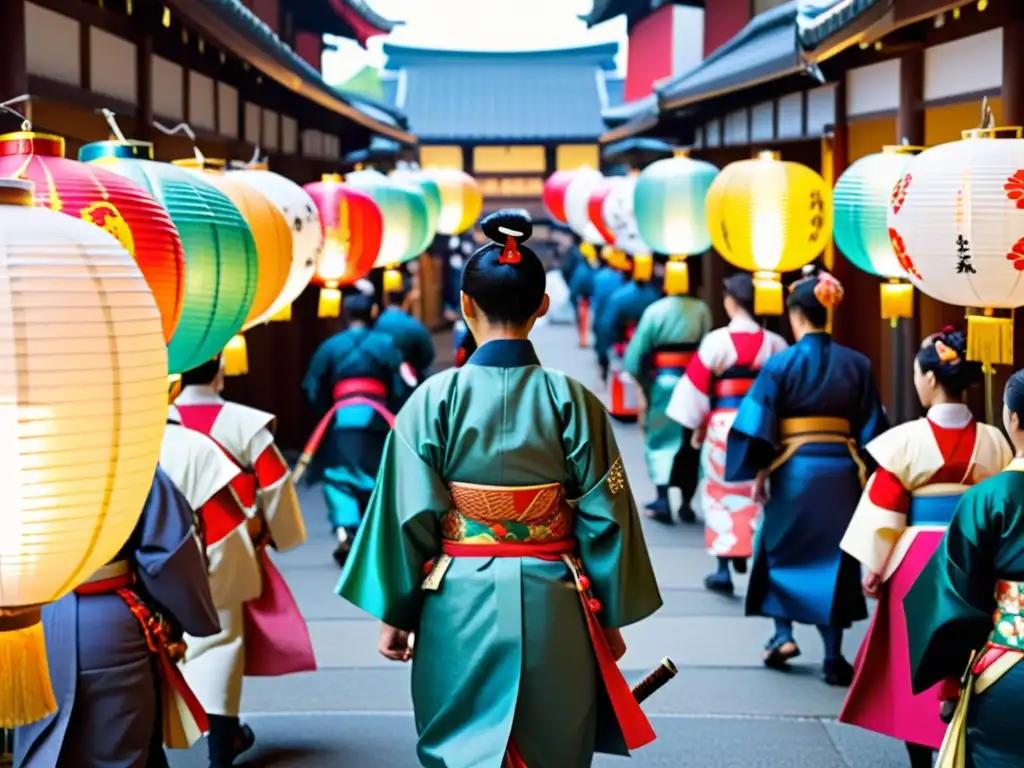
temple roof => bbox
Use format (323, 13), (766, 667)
(286, 0), (400, 47)
(797, 0), (889, 50)
(382, 43), (619, 143)
(168, 0), (414, 143)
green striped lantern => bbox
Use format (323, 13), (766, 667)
(346, 169), (430, 268)
(833, 147), (916, 322)
(79, 141), (258, 374)
(390, 168), (440, 254)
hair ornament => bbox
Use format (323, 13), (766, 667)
(934, 339), (961, 365)
(813, 272), (845, 309)
(498, 235), (522, 265)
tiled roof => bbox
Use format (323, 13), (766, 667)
(605, 77), (626, 108)
(657, 0), (802, 110)
(383, 43), (618, 143)
(602, 94), (656, 128)
(797, 0), (888, 49)
(601, 137), (674, 159)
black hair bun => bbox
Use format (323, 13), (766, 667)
(938, 328), (968, 356)
(481, 209), (533, 246)
(917, 326), (982, 393)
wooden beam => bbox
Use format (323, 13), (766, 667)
(135, 33), (153, 142)
(0, 0), (28, 99)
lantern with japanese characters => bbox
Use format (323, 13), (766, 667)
(174, 158), (292, 376)
(886, 128), (1024, 388)
(563, 168), (606, 245)
(423, 167), (483, 235)
(706, 152), (831, 314)
(543, 169), (575, 224)
(635, 154), (719, 295)
(834, 147), (917, 324)
(0, 132), (186, 343)
(227, 166), (321, 323)
(303, 174), (383, 318)
(79, 141), (259, 374)
(0, 178), (168, 727)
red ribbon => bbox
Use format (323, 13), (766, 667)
(498, 235), (521, 264)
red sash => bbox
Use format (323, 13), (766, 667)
(652, 351), (694, 370)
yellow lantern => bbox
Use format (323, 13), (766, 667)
(423, 168), (483, 235)
(0, 179), (168, 725)
(174, 159), (292, 376)
(706, 151), (832, 314)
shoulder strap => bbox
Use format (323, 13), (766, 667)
(730, 329), (766, 368)
(175, 404), (249, 473)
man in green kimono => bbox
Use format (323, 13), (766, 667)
(623, 283), (712, 523)
(337, 209), (662, 768)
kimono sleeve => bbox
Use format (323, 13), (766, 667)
(335, 389), (447, 631)
(841, 468), (910, 575)
(136, 467), (220, 639)
(251, 428), (307, 553)
(855, 360), (890, 448)
(666, 330), (723, 431)
(302, 338), (334, 413)
(562, 379), (662, 629)
(725, 362), (783, 483)
(904, 480), (1002, 693)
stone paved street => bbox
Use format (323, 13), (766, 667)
(170, 322), (910, 768)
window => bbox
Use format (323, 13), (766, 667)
(473, 146), (546, 173)
(419, 146), (463, 170)
(556, 144), (600, 171)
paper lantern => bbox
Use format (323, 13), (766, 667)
(603, 175), (646, 257)
(226, 167), (322, 324)
(834, 148), (917, 323)
(587, 179), (617, 244)
(564, 168), (606, 244)
(303, 174), (383, 318)
(346, 169), (429, 270)
(706, 152), (831, 314)
(424, 168), (483, 235)
(543, 170), (576, 224)
(391, 168), (441, 252)
(0, 132), (185, 343)
(886, 129), (1024, 371)
(79, 141), (259, 374)
(0, 178), (168, 727)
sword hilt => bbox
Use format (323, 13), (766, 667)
(631, 658), (678, 704)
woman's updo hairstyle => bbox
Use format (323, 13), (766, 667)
(786, 265), (844, 328)
(916, 326), (983, 396)
(461, 209), (547, 326)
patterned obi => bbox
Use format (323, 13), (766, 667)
(907, 484), (964, 527)
(442, 481), (573, 544)
(990, 580), (1024, 651)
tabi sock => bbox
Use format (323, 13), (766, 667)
(817, 626), (844, 662)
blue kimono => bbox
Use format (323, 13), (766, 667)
(569, 260), (595, 311)
(726, 332), (888, 628)
(594, 280), (662, 375)
(590, 266), (627, 362)
(374, 306), (436, 383)
(559, 244), (584, 288)
(302, 326), (414, 530)
(15, 467), (219, 768)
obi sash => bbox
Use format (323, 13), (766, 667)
(425, 482), (656, 757)
(770, 417), (868, 486)
(651, 344), (696, 373)
(710, 377), (755, 411)
(75, 561), (207, 749)
(907, 487), (962, 527)
(293, 378), (396, 483)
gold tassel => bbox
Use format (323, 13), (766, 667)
(967, 309), (1014, 369)
(633, 254), (654, 282)
(269, 303), (292, 322)
(880, 280), (914, 327)
(223, 335), (248, 377)
(753, 271), (783, 316)
(0, 609), (58, 728)
(168, 374), (182, 403)
(383, 267), (404, 293)
(318, 287), (342, 318)
(665, 256), (689, 295)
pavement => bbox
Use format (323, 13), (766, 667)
(169, 321), (910, 768)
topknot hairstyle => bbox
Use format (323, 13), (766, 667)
(786, 265), (844, 329)
(916, 325), (983, 396)
(461, 209), (547, 326)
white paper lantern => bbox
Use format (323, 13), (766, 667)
(563, 168), (605, 244)
(602, 176), (647, 256)
(227, 168), (322, 323)
(0, 178), (168, 726)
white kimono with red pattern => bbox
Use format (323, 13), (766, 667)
(666, 316), (787, 557)
(172, 386), (315, 717)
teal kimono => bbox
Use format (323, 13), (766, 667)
(374, 306), (436, 383)
(338, 339), (662, 768)
(905, 462), (1024, 767)
(623, 295), (712, 486)
(594, 281), (662, 370)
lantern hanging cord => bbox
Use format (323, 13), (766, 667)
(0, 95), (31, 131)
(101, 108), (127, 143)
(153, 120), (205, 165)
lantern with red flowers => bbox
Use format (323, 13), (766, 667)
(0, 132), (185, 343)
(303, 174), (383, 317)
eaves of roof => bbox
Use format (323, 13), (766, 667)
(601, 137), (674, 158)
(601, 94), (657, 129)
(797, 0), (890, 50)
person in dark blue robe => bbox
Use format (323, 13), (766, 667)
(374, 277), (436, 383)
(558, 234), (584, 290)
(593, 273), (663, 378)
(725, 268), (888, 686)
(590, 260), (629, 380)
(301, 290), (415, 567)
(14, 467), (220, 768)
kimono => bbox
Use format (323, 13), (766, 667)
(726, 331), (889, 627)
(667, 317), (788, 556)
(623, 295), (713, 487)
(905, 460), (1024, 767)
(838, 405), (1011, 750)
(375, 305), (437, 383)
(596, 281), (661, 421)
(590, 266), (627, 373)
(14, 468), (220, 768)
(300, 326), (415, 531)
(172, 386), (315, 716)
(337, 339), (663, 768)
(569, 259), (596, 348)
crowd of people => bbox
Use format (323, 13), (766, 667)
(5, 208), (1024, 768)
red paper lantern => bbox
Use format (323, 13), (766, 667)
(587, 180), (616, 244)
(303, 175), (383, 317)
(543, 170), (576, 225)
(0, 132), (185, 343)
